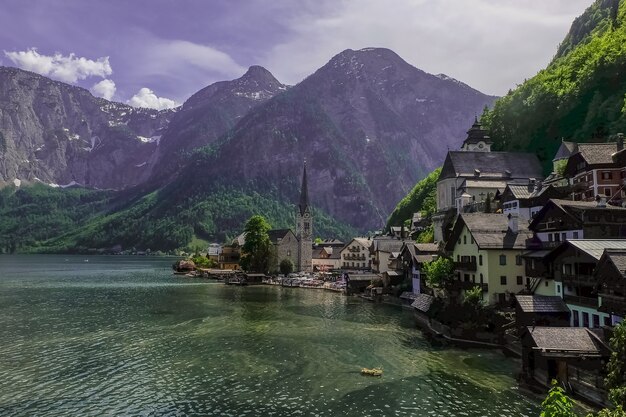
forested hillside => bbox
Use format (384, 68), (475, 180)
(482, 0), (626, 172)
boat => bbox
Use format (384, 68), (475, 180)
(361, 368), (383, 377)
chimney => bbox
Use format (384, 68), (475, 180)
(527, 178), (536, 192)
(507, 213), (519, 234)
(596, 194), (607, 208)
(617, 133), (624, 151)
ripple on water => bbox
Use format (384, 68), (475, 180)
(0, 256), (540, 416)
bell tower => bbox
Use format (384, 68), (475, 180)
(296, 161), (313, 272)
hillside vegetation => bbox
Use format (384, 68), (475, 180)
(482, 0), (626, 172)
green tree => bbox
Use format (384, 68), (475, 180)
(484, 193), (492, 213)
(279, 258), (294, 275)
(463, 285), (484, 313)
(606, 320), (626, 408)
(554, 159), (568, 176)
(422, 256), (454, 289)
(541, 380), (576, 417)
(240, 215), (271, 273)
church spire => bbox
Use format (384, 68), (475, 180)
(299, 160), (309, 215)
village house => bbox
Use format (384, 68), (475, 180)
(207, 243), (222, 263)
(543, 140), (578, 187)
(500, 182), (566, 220)
(545, 239), (626, 328)
(521, 326), (611, 406)
(218, 244), (241, 270)
(445, 212), (532, 305)
(596, 249), (626, 325)
(564, 137), (625, 203)
(312, 245), (342, 272)
(514, 295), (570, 333)
(433, 119), (544, 241)
(340, 237), (372, 271)
(370, 236), (406, 273)
(399, 242), (439, 294)
(527, 198), (626, 250)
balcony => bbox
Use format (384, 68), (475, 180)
(454, 260), (477, 272)
(561, 273), (596, 286)
(348, 247), (361, 253)
(563, 294), (598, 308)
(525, 267), (550, 278)
(525, 238), (561, 250)
(599, 293), (626, 314)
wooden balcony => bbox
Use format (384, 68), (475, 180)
(599, 293), (626, 315)
(454, 260), (477, 272)
(451, 280), (488, 292)
(561, 273), (596, 286)
(563, 294), (598, 308)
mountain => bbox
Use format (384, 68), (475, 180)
(174, 48), (496, 231)
(149, 65), (288, 181)
(0, 48), (496, 252)
(0, 66), (174, 189)
(482, 0), (626, 172)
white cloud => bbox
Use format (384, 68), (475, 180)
(139, 38), (246, 79)
(261, 0), (592, 95)
(4, 47), (112, 83)
(91, 79), (116, 100)
(127, 87), (179, 110)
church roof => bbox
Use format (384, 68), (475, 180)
(439, 151), (544, 181)
(268, 229), (294, 243)
(299, 162), (309, 215)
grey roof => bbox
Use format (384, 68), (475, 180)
(604, 249), (626, 277)
(415, 243), (439, 253)
(577, 142), (620, 166)
(526, 327), (606, 353)
(459, 179), (509, 190)
(411, 293), (434, 313)
(440, 151), (544, 181)
(268, 229), (293, 243)
(516, 295), (570, 313)
(551, 198), (626, 211)
(552, 141), (577, 161)
(565, 240), (626, 260)
(505, 184), (534, 199)
(298, 162), (309, 215)
(454, 213), (532, 250)
(373, 238), (405, 253)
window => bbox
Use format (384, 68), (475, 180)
(561, 233), (566, 241)
(573, 310), (580, 327)
(479, 255), (483, 266)
(582, 312), (590, 327)
(593, 314), (600, 328)
(603, 316), (611, 326)
(500, 276), (507, 285)
(499, 255), (506, 265)
(515, 255), (522, 265)
(472, 274), (476, 283)
(464, 274), (470, 282)
(548, 234), (553, 242)
(479, 273), (484, 284)
(557, 284), (561, 294)
(554, 233), (560, 242)
(463, 236), (467, 244)
(602, 172), (612, 180)
(573, 231), (579, 239)
(564, 264), (572, 275)
(516, 276), (523, 285)
(605, 188), (612, 197)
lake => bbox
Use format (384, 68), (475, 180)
(0, 255), (540, 416)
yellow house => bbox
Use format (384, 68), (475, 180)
(445, 213), (532, 305)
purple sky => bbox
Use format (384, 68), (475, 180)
(0, 0), (592, 109)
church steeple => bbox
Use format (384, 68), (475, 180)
(461, 116), (492, 152)
(299, 161), (309, 215)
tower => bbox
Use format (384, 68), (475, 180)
(460, 116), (493, 152)
(296, 162), (313, 272)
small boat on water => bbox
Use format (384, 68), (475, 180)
(361, 368), (383, 377)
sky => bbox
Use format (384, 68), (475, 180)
(0, 0), (592, 109)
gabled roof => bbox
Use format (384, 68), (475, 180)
(344, 237), (372, 250)
(411, 293), (434, 313)
(553, 141), (578, 161)
(529, 198), (626, 230)
(604, 249), (626, 277)
(439, 151), (543, 181)
(564, 240), (626, 261)
(372, 238), (405, 253)
(268, 229), (294, 243)
(525, 327), (607, 355)
(415, 243), (439, 253)
(516, 295), (569, 314)
(446, 213), (532, 251)
(577, 142), (620, 166)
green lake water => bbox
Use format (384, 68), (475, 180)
(0, 255), (541, 416)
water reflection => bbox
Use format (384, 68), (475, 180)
(0, 256), (539, 416)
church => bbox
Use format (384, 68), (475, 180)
(268, 162), (313, 273)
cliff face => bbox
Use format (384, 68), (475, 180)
(180, 48), (496, 230)
(0, 66), (174, 189)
